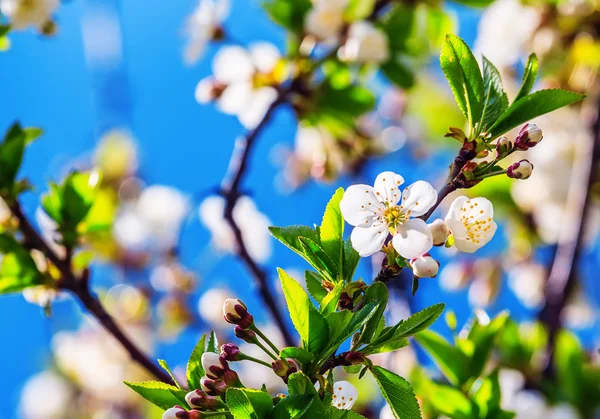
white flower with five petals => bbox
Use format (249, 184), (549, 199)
(196, 43), (284, 129)
(444, 196), (497, 253)
(340, 171), (437, 259)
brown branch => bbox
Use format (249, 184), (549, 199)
(221, 90), (296, 347)
(9, 202), (173, 384)
(538, 100), (600, 378)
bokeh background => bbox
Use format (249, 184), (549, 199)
(0, 0), (599, 417)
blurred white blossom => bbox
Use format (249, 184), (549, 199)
(20, 371), (73, 419)
(0, 197), (10, 223)
(0, 0), (58, 31)
(199, 195), (272, 263)
(198, 287), (233, 329)
(508, 262), (546, 308)
(304, 0), (347, 41)
(114, 185), (190, 251)
(197, 43), (284, 128)
(340, 21), (390, 63)
(184, 0), (230, 64)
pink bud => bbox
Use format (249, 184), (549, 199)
(410, 254), (440, 278)
(507, 160), (534, 179)
(515, 123), (543, 150)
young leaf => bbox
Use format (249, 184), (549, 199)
(381, 60), (415, 89)
(124, 380), (186, 410)
(553, 330), (585, 406)
(472, 370), (502, 418)
(480, 56), (508, 130)
(0, 234), (45, 293)
(207, 330), (219, 353)
(271, 395), (316, 419)
(465, 312), (509, 381)
(226, 388), (273, 419)
(298, 237), (339, 280)
(0, 123), (27, 189)
(440, 34), (484, 128)
(426, 382), (479, 419)
(371, 366), (422, 419)
(414, 330), (471, 386)
(489, 89), (586, 138)
(286, 372), (325, 416)
(186, 334), (207, 390)
(263, 0), (311, 32)
(342, 238), (360, 282)
(514, 53), (539, 103)
(158, 359), (183, 389)
(280, 347), (314, 368)
(320, 188), (345, 278)
(320, 282), (343, 315)
(269, 225), (321, 257)
(305, 271), (328, 304)
(278, 268), (329, 353)
(324, 407), (369, 418)
(356, 282), (388, 345)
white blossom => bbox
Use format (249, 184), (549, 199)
(444, 196), (497, 253)
(340, 21), (390, 64)
(198, 43), (283, 128)
(199, 195), (272, 263)
(20, 371), (73, 419)
(0, 197), (10, 223)
(304, 0), (347, 41)
(332, 380), (358, 410)
(184, 0), (230, 64)
(0, 0), (58, 31)
(428, 219), (449, 246)
(23, 285), (57, 307)
(340, 171), (437, 259)
(114, 185), (190, 251)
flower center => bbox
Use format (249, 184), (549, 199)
(459, 202), (493, 243)
(383, 205), (408, 234)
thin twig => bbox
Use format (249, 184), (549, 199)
(221, 90), (296, 347)
(9, 202), (173, 384)
(538, 100), (600, 378)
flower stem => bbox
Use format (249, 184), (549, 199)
(241, 354), (274, 369)
(250, 324), (281, 356)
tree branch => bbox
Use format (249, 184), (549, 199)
(538, 100), (600, 378)
(9, 202), (173, 384)
(221, 90), (296, 347)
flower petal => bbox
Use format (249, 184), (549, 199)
(374, 171), (404, 205)
(217, 82), (253, 115)
(249, 42), (281, 73)
(401, 180), (437, 217)
(445, 195), (469, 222)
(212, 46), (254, 83)
(350, 224), (388, 257)
(392, 218), (433, 259)
(238, 87), (278, 129)
(340, 185), (384, 227)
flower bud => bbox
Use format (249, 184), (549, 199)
(234, 325), (258, 344)
(515, 123), (543, 150)
(220, 343), (242, 361)
(428, 219), (449, 246)
(163, 406), (189, 419)
(223, 299), (254, 329)
(410, 254), (439, 278)
(185, 390), (226, 410)
(201, 352), (229, 379)
(507, 160), (534, 180)
(343, 351), (365, 365)
(200, 377), (227, 396)
(495, 136), (512, 157)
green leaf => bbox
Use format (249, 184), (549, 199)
(345, 0), (375, 20)
(381, 60), (415, 89)
(298, 237), (339, 281)
(357, 282), (388, 345)
(414, 330), (471, 386)
(280, 347), (314, 368)
(480, 56), (508, 130)
(553, 330), (585, 406)
(124, 380), (186, 410)
(207, 330), (219, 353)
(269, 225), (321, 256)
(472, 370), (502, 418)
(158, 359), (183, 389)
(0, 123), (27, 189)
(61, 172), (99, 227)
(371, 366), (422, 419)
(465, 312), (509, 381)
(440, 34), (484, 128)
(317, 83), (376, 129)
(320, 282), (342, 315)
(324, 407), (369, 418)
(426, 382), (478, 419)
(320, 188), (345, 279)
(381, 4), (415, 53)
(342, 238), (360, 282)
(305, 271), (328, 304)
(286, 372), (325, 416)
(0, 234), (45, 293)
(278, 268), (329, 353)
(263, 0), (311, 32)
(489, 89), (586, 138)
(271, 395), (317, 419)
(186, 334), (206, 390)
(226, 388), (273, 419)
(514, 53), (539, 103)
